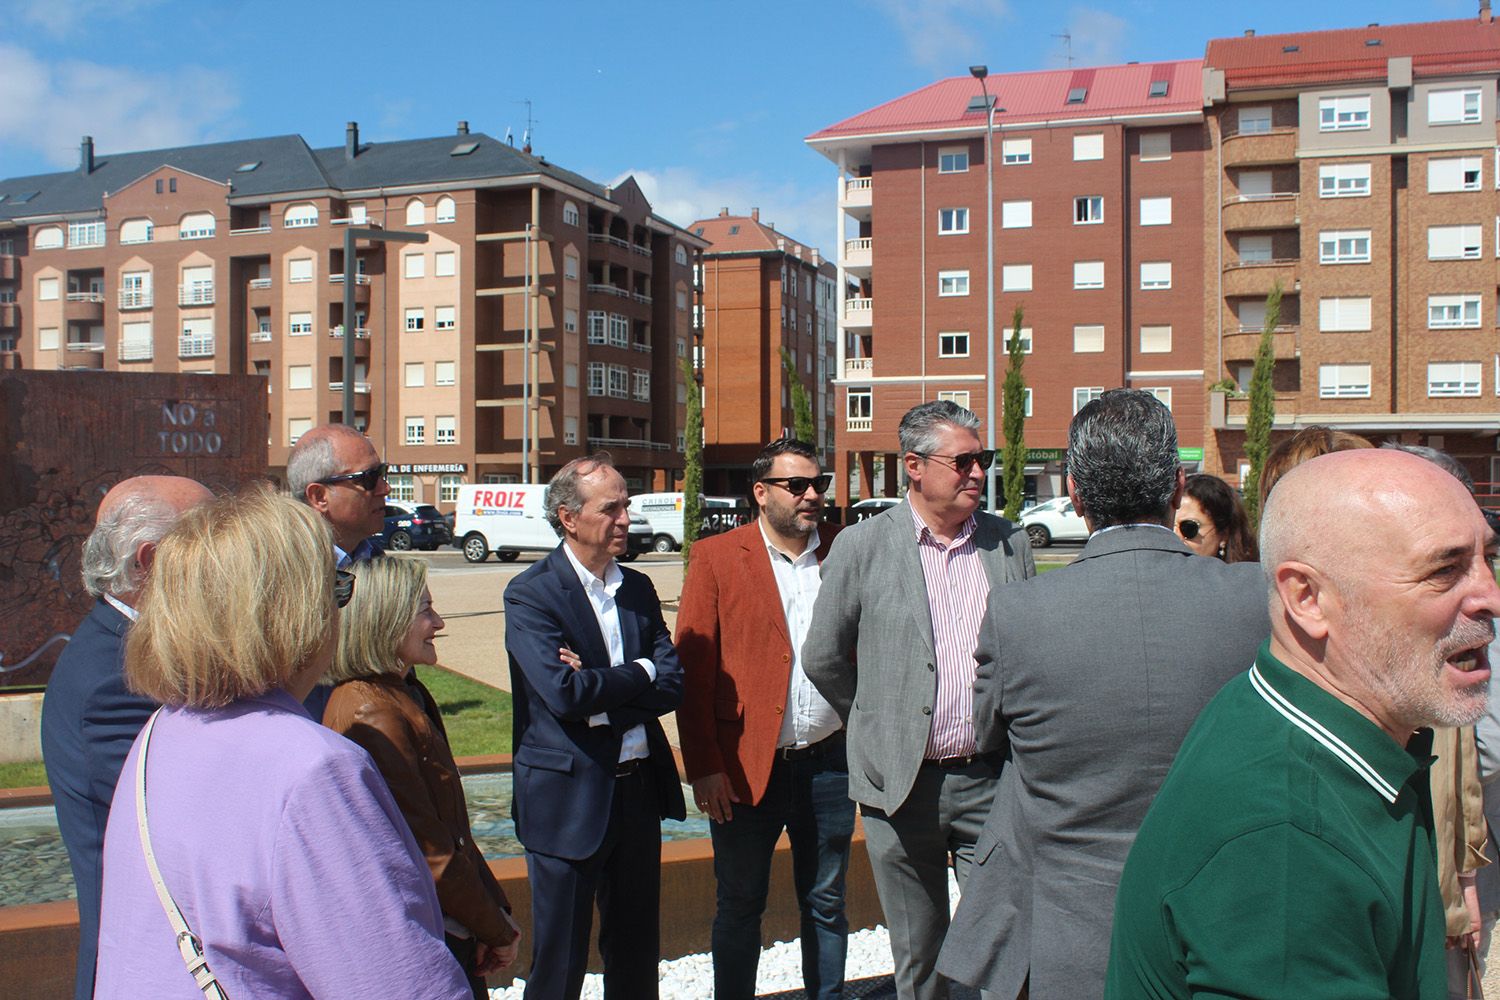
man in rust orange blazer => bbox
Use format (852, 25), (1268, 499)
(676, 437), (851, 1000)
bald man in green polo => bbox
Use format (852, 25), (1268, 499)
(1105, 449), (1500, 1000)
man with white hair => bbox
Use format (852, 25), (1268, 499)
(1105, 449), (1500, 999)
(41, 475), (212, 1000)
(286, 423), (390, 566)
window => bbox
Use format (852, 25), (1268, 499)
(1073, 134), (1104, 161)
(1139, 133), (1171, 161)
(1002, 138), (1031, 165)
(847, 388), (873, 419)
(563, 363), (578, 388)
(283, 203), (318, 228)
(564, 253), (578, 280)
(1429, 157), (1482, 193)
(1139, 325), (1172, 353)
(405, 362), (425, 387)
(1073, 387), (1104, 412)
(404, 253), (425, 279)
(607, 364), (628, 398)
(439, 474), (462, 502)
(388, 475), (415, 502)
(405, 307), (424, 332)
(405, 199), (425, 226)
(435, 416), (456, 444)
(179, 213), (215, 239)
(435, 251), (455, 277)
(937, 390), (971, 409)
(1428, 225), (1482, 260)
(565, 417), (579, 446)
(1139, 197), (1172, 226)
(587, 362), (606, 395)
(1318, 95), (1371, 132)
(435, 306), (456, 330)
(1319, 163), (1372, 198)
(1073, 261), (1104, 289)
(1001, 201), (1032, 228)
(288, 365), (313, 390)
(405, 418), (425, 445)
(119, 321), (152, 360)
(1428, 295), (1482, 329)
(676, 290), (688, 311)
(632, 369), (651, 401)
(37, 277), (58, 301)
(564, 308), (578, 334)
(120, 218), (153, 244)
(1148, 79), (1170, 98)
(562, 201), (580, 226)
(608, 313), (629, 348)
(1319, 297), (1372, 332)
(68, 221), (105, 247)
(1001, 264), (1032, 291)
(1238, 235), (1273, 263)
(39, 327), (59, 350)
(348, 204), (367, 224)
(587, 311), (607, 344)
(435, 361), (456, 386)
(35, 226), (63, 249)
(1140, 261), (1172, 289)
(938, 270), (969, 296)
(179, 317), (213, 357)
(435, 196), (456, 223)
(938, 208), (969, 234)
(1238, 106), (1272, 134)
(288, 312), (312, 335)
(1074, 196), (1103, 224)
(938, 332), (970, 357)
(1073, 325), (1105, 353)
(288, 257), (313, 282)
(675, 244), (688, 266)
(1428, 88), (1482, 126)
(1067, 87), (1087, 104)
(1007, 327), (1033, 354)
(938, 147), (969, 173)
(1318, 363), (1372, 398)
(1428, 362), (1482, 397)
(288, 418), (312, 444)
(1320, 230), (1371, 264)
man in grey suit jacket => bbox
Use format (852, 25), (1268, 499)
(805, 400), (1035, 1000)
(937, 389), (1270, 1000)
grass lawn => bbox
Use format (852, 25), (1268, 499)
(0, 759), (48, 790)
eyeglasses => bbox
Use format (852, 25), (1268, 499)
(317, 463), (388, 492)
(915, 450), (995, 474)
(334, 568), (356, 609)
(1177, 519), (1203, 540)
(760, 474), (832, 496)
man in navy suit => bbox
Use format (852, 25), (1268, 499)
(504, 454), (685, 1000)
(41, 475), (211, 999)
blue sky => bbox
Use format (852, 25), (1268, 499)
(0, 0), (1474, 252)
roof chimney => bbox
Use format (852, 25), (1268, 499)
(80, 135), (94, 176)
(718, 207), (729, 217)
(1243, 28), (1255, 37)
(456, 120), (469, 135)
(1483, 0), (1493, 23)
(345, 121), (359, 161)
(751, 207), (760, 221)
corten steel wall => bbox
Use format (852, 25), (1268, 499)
(0, 369), (268, 687)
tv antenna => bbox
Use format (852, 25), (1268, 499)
(1053, 31), (1074, 67)
(515, 99), (538, 152)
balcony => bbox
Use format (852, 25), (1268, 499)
(178, 335), (214, 358)
(587, 283), (632, 300)
(329, 326), (370, 339)
(1211, 390), (1302, 430)
(1220, 126), (1297, 167)
(0, 303), (17, 328)
(844, 357), (874, 379)
(588, 233), (631, 250)
(328, 381), (371, 394)
(1222, 259), (1299, 298)
(328, 273), (371, 285)
(587, 436), (671, 452)
(632, 291), (653, 305)
(632, 341), (652, 353)
(841, 177), (873, 218)
(61, 344), (104, 369)
(1221, 325), (1299, 363)
(0, 256), (17, 280)
(630, 242), (652, 258)
(843, 238), (872, 274)
(846, 416), (873, 432)
(64, 292), (104, 322)
(249, 330), (273, 343)
(179, 283), (215, 306)
(228, 225), (272, 236)
(118, 289), (153, 309)
(248, 277), (272, 290)
(843, 297), (873, 329)
(118, 341), (153, 362)
(1222, 194), (1299, 232)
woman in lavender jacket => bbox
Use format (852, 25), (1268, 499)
(94, 488), (470, 999)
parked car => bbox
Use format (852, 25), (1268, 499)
(376, 501), (453, 551)
(1018, 496), (1089, 548)
(630, 492), (744, 552)
(452, 484), (650, 562)
(849, 497), (900, 521)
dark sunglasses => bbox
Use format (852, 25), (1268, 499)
(916, 450), (995, 474)
(334, 568), (356, 609)
(1177, 519), (1203, 540)
(317, 463), (388, 492)
(760, 474), (832, 496)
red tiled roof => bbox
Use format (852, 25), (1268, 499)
(807, 60), (1203, 143)
(1206, 17), (1500, 89)
(690, 215), (824, 261)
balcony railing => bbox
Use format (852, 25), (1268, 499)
(846, 417), (873, 432)
(178, 335), (214, 358)
(587, 233), (631, 249)
(118, 341), (153, 361)
(329, 326), (371, 339)
(118, 290), (152, 309)
(632, 292), (653, 305)
(248, 277), (272, 289)
(630, 243), (652, 258)
(1223, 256), (1299, 271)
(588, 436), (672, 452)
(65, 340), (105, 352)
(844, 238), (872, 254)
(587, 283), (632, 299)
(328, 381), (371, 394)
(66, 291), (105, 303)
(229, 225), (272, 236)
(179, 283), (215, 306)
(329, 273), (371, 285)
(845, 177), (873, 193)
(249, 330), (273, 343)
(844, 357), (874, 378)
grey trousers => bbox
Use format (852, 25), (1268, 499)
(860, 756), (1001, 1000)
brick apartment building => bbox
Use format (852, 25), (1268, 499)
(688, 208), (837, 496)
(0, 123), (708, 507)
(807, 60), (1210, 504)
(1202, 16), (1500, 489)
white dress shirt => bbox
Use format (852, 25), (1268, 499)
(760, 523), (840, 749)
(561, 543), (655, 763)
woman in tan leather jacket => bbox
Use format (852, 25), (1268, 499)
(323, 558), (519, 999)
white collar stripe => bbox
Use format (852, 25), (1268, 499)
(1248, 665), (1399, 804)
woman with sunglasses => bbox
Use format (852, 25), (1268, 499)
(323, 557), (519, 999)
(1174, 474), (1258, 563)
(95, 487), (470, 999)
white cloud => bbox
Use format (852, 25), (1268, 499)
(874, 0), (1012, 73)
(15, 0), (163, 38)
(1063, 7), (1130, 67)
(0, 44), (238, 170)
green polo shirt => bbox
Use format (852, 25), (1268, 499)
(1104, 644), (1443, 1000)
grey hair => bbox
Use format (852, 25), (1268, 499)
(544, 452), (615, 536)
(81, 493), (179, 598)
(898, 400), (981, 457)
(1380, 442), (1474, 493)
(286, 434), (338, 502)
(1066, 388), (1180, 528)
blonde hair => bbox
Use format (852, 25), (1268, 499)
(327, 557), (428, 683)
(125, 487), (336, 708)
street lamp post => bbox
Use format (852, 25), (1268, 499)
(341, 225), (428, 428)
(968, 65), (999, 512)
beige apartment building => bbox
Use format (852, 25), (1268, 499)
(0, 124), (707, 505)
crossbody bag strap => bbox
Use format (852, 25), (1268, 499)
(135, 709), (231, 1000)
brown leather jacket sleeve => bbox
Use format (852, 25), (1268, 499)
(325, 680), (516, 947)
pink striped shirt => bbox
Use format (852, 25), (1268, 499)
(910, 504), (991, 759)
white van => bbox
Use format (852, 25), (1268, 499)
(454, 484), (651, 563)
(630, 492), (745, 552)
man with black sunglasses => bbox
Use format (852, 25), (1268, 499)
(287, 423), (391, 567)
(677, 438), (850, 1000)
(804, 399), (1034, 1000)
